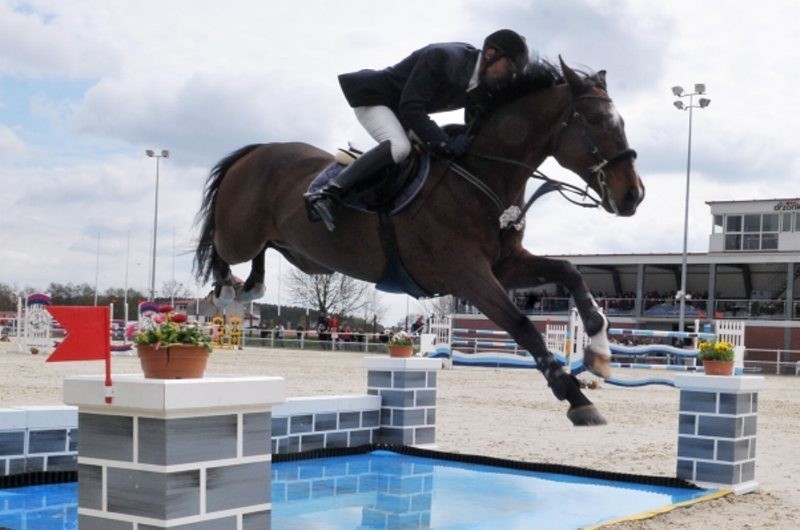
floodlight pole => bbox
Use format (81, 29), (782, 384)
(146, 149), (170, 302)
(672, 85), (710, 332)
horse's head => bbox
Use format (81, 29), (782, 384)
(550, 57), (644, 216)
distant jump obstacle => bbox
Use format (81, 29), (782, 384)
(557, 309), (746, 383)
(423, 312), (746, 385)
(10, 293), (53, 354)
(210, 315), (243, 349)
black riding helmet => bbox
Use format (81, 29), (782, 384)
(483, 29), (529, 73)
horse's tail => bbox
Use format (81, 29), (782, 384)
(194, 144), (263, 284)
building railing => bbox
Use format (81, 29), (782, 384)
(743, 348), (800, 375)
(239, 330), (406, 354)
(714, 299), (786, 319)
(457, 296), (798, 320)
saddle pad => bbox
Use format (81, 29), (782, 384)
(308, 152), (430, 215)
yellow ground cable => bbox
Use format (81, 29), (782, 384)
(581, 488), (733, 529)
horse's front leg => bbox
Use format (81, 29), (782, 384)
(494, 251), (611, 379)
(457, 266), (606, 426)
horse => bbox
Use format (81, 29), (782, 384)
(194, 57), (643, 426)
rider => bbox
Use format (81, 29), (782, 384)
(305, 29), (529, 232)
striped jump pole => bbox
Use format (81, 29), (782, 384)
(565, 309), (746, 375)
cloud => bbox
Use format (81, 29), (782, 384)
(466, 0), (673, 96)
(0, 2), (120, 78)
(70, 71), (348, 167)
(0, 124), (26, 157)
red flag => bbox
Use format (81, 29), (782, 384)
(46, 306), (113, 403)
(46, 306), (110, 362)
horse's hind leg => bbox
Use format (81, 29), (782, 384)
(495, 252), (611, 379)
(211, 250), (237, 308)
(235, 249), (267, 303)
(459, 267), (606, 426)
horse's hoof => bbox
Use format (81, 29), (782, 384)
(214, 285), (236, 308)
(567, 404), (607, 426)
(584, 346), (612, 379)
(235, 283), (266, 303)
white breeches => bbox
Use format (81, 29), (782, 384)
(354, 106), (412, 163)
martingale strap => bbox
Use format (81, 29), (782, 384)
(446, 152), (602, 231)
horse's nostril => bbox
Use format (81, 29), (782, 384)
(625, 186), (642, 206)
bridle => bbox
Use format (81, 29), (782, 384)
(445, 92), (638, 228)
(550, 94), (638, 214)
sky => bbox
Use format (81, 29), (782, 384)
(1, 0), (799, 326)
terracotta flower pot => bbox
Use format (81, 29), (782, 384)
(387, 344), (414, 358)
(137, 344), (210, 379)
(702, 359), (733, 376)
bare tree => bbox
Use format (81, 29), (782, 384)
(286, 269), (374, 319)
(361, 288), (388, 332)
(161, 280), (192, 302)
(0, 283), (19, 311)
(419, 295), (454, 319)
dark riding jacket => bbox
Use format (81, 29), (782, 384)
(338, 42), (482, 149)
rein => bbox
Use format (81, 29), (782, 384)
(454, 153), (603, 230)
(444, 93), (637, 229)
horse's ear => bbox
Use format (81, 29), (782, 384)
(559, 55), (587, 97)
(596, 70), (607, 90)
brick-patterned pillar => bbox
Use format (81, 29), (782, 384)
(674, 374), (764, 494)
(64, 375), (284, 529)
(363, 357), (440, 447)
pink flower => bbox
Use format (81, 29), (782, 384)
(153, 314), (166, 324)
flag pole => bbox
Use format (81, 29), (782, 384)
(104, 306), (113, 404)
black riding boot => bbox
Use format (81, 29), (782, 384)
(305, 141), (394, 232)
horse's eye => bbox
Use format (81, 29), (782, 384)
(586, 114), (605, 125)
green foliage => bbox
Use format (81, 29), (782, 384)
(698, 339), (735, 361)
(388, 331), (414, 346)
(135, 322), (212, 351)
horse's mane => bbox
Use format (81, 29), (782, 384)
(493, 58), (564, 102)
(485, 58), (603, 108)
(468, 58), (601, 133)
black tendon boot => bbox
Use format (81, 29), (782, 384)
(305, 141), (394, 231)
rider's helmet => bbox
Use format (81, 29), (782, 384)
(483, 29), (529, 73)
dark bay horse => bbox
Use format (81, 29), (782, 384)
(194, 58), (643, 426)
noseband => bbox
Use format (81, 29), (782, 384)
(551, 94), (638, 214)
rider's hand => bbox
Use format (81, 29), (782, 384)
(439, 134), (472, 157)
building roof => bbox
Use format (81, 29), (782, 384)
(543, 251), (800, 266)
(705, 197), (799, 205)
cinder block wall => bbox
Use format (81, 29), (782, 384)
(0, 406), (77, 479)
(271, 395), (382, 454)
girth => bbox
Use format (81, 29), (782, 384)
(375, 210), (432, 299)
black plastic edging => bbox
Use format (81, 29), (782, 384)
(272, 444), (702, 490)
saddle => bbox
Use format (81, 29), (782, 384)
(307, 146), (430, 215)
(306, 145), (433, 299)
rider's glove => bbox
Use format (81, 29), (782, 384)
(440, 134), (472, 157)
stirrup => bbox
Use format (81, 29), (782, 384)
(303, 192), (323, 222)
(304, 192), (338, 231)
